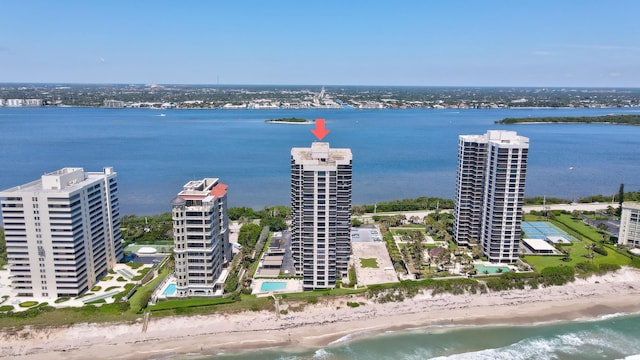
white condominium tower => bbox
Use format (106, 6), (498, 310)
(619, 202), (640, 248)
(0, 167), (123, 298)
(453, 130), (529, 262)
(453, 133), (488, 247)
(291, 142), (352, 290)
(170, 178), (230, 297)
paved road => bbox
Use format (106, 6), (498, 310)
(356, 203), (614, 221)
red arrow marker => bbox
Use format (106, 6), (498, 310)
(311, 118), (330, 141)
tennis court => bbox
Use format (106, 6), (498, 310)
(521, 221), (578, 242)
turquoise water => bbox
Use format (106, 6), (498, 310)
(260, 281), (287, 291)
(209, 313), (640, 360)
(1, 107), (639, 214)
(474, 264), (510, 274)
(162, 283), (176, 296)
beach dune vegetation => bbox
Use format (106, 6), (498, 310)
(496, 114), (640, 125)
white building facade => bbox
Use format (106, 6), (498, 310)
(6, 99), (24, 107)
(619, 202), (640, 248)
(291, 142), (352, 290)
(453, 134), (489, 246)
(171, 178), (230, 297)
(0, 167), (123, 298)
(453, 131), (529, 262)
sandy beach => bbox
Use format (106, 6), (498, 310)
(2, 267), (640, 359)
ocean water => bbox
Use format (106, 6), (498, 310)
(1, 107), (639, 215)
(209, 313), (640, 360)
(1, 108), (639, 357)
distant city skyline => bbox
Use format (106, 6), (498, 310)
(1, 1), (639, 87)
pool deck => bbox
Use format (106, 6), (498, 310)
(155, 277), (177, 300)
(252, 279), (303, 297)
(474, 261), (517, 275)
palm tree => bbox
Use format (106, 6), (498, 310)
(585, 243), (596, 263)
(563, 246), (573, 261)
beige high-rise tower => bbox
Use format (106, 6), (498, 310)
(170, 178), (230, 297)
(291, 142), (352, 290)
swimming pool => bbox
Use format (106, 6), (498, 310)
(162, 283), (177, 296)
(475, 264), (510, 275)
(260, 281), (287, 291)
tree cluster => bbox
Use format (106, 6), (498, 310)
(357, 196), (454, 214)
(497, 115), (640, 125)
(120, 213), (173, 244)
(237, 223), (262, 248)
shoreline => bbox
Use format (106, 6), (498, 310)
(498, 121), (640, 126)
(2, 268), (640, 359)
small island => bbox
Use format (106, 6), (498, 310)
(495, 114), (640, 125)
(265, 117), (313, 124)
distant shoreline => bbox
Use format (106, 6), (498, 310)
(500, 121), (640, 125)
(2, 105), (640, 111)
(265, 117), (314, 124)
(496, 114), (640, 125)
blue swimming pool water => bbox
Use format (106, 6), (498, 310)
(475, 264), (510, 274)
(260, 282), (287, 291)
(162, 283), (177, 296)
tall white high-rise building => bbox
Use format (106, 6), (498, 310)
(619, 202), (640, 248)
(291, 142), (352, 290)
(0, 167), (123, 298)
(453, 134), (489, 247)
(170, 178), (230, 297)
(453, 130), (529, 262)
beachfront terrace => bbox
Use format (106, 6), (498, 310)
(0, 261), (157, 312)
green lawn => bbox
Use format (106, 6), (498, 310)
(150, 297), (234, 312)
(394, 224), (425, 229)
(360, 258), (379, 268)
(524, 214), (547, 221)
(128, 268), (170, 312)
(524, 215), (631, 271)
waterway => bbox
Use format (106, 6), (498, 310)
(1, 107), (639, 215)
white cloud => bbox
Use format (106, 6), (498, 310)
(531, 50), (550, 56)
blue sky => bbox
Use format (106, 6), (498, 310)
(1, 0), (639, 87)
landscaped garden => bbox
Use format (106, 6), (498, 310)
(523, 212), (634, 271)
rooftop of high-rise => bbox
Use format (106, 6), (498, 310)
(622, 202), (640, 211)
(171, 178), (227, 205)
(0, 167), (115, 194)
(460, 130), (529, 147)
(291, 142), (352, 165)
